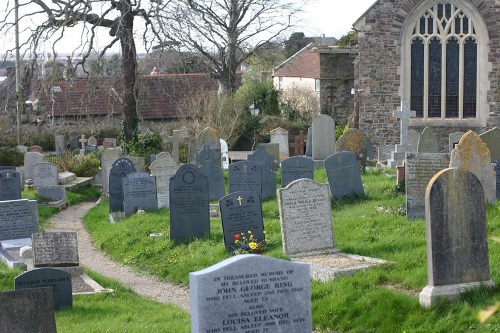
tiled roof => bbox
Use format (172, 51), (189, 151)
(273, 44), (320, 79)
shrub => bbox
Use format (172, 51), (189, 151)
(58, 155), (100, 177)
(123, 130), (163, 168)
(0, 149), (24, 166)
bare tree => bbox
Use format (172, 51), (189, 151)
(0, 0), (161, 141)
(155, 0), (301, 95)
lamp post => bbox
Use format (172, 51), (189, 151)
(249, 101), (260, 150)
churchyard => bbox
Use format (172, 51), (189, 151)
(0, 120), (499, 332)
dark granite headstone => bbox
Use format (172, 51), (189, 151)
(247, 145), (274, 169)
(169, 164), (210, 242)
(38, 186), (66, 202)
(15, 268), (72, 310)
(0, 170), (22, 201)
(495, 161), (500, 199)
(69, 131), (79, 151)
(190, 255), (312, 333)
(198, 144), (225, 200)
(228, 161), (262, 197)
(324, 152), (364, 199)
(0, 199), (39, 241)
(280, 156), (314, 188)
(419, 168), (494, 307)
(32, 232), (79, 267)
(122, 172), (158, 217)
(0, 288), (57, 333)
(247, 146), (277, 199)
(365, 135), (375, 160)
(109, 158), (136, 216)
(219, 191), (264, 253)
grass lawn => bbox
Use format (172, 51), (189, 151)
(1, 170), (499, 332)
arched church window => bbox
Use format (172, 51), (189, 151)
(409, 3), (478, 119)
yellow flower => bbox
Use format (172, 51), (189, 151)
(248, 230), (252, 234)
(249, 242), (257, 250)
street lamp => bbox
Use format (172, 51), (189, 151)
(248, 100), (260, 117)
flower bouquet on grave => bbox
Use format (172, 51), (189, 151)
(234, 230), (268, 255)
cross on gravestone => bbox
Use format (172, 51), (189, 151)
(393, 101), (416, 146)
(79, 135), (88, 156)
(289, 131), (306, 156)
(166, 129), (188, 163)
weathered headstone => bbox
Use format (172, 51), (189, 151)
(219, 191), (264, 253)
(405, 153), (450, 220)
(449, 131), (496, 204)
(0, 288), (57, 333)
(198, 144), (225, 200)
(324, 152), (364, 200)
(24, 152), (44, 182)
(122, 173), (158, 217)
(109, 158), (136, 221)
(278, 179), (336, 255)
(0, 170), (22, 201)
(55, 135), (65, 158)
(101, 147), (122, 196)
(32, 232), (79, 267)
(479, 127), (500, 162)
(0, 199), (38, 242)
(195, 127), (221, 166)
(259, 143), (280, 170)
(38, 185), (66, 202)
(190, 255), (311, 333)
(87, 136), (97, 146)
(364, 135), (375, 160)
(127, 156), (146, 173)
(150, 152), (179, 209)
(169, 164), (209, 242)
(312, 114), (336, 163)
(280, 156), (314, 188)
(29, 145), (43, 153)
(417, 126), (439, 153)
(69, 131), (79, 151)
(79, 135), (88, 156)
(15, 268), (72, 310)
(228, 161), (262, 197)
(448, 132), (465, 154)
(335, 128), (368, 172)
(305, 127), (312, 157)
(270, 127), (289, 161)
(419, 168), (494, 307)
(33, 162), (58, 189)
(407, 130), (420, 152)
(377, 145), (393, 164)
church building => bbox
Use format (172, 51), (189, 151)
(352, 0), (500, 150)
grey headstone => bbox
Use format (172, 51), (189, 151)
(364, 135), (375, 160)
(109, 158), (136, 216)
(169, 164), (209, 243)
(69, 131), (79, 151)
(448, 132), (465, 154)
(38, 185), (66, 202)
(0, 170), (22, 201)
(24, 152), (44, 182)
(0, 288), (57, 333)
(258, 143), (280, 170)
(324, 152), (364, 199)
(312, 114), (336, 161)
(305, 127), (312, 157)
(248, 145), (275, 170)
(198, 144), (225, 200)
(195, 127), (221, 166)
(228, 161), (262, 197)
(0, 199), (39, 241)
(15, 268), (72, 310)
(122, 173), (158, 217)
(219, 192), (264, 253)
(405, 153), (450, 220)
(495, 161), (500, 200)
(248, 147), (277, 199)
(101, 147), (122, 196)
(479, 127), (500, 162)
(150, 152), (179, 209)
(270, 127), (289, 160)
(55, 135), (65, 158)
(32, 232), (79, 267)
(280, 156), (314, 188)
(278, 179), (336, 255)
(127, 156), (146, 173)
(407, 130), (420, 152)
(190, 255), (311, 333)
(85, 144), (97, 154)
(419, 168), (494, 307)
(417, 127), (439, 153)
(87, 136), (97, 146)
(377, 145), (393, 163)
(33, 162), (58, 189)
(335, 128), (368, 172)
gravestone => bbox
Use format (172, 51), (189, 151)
(122, 173), (158, 217)
(280, 156), (314, 188)
(417, 126), (439, 153)
(278, 179), (336, 255)
(38, 186), (66, 202)
(449, 131), (496, 204)
(33, 162), (58, 189)
(248, 147), (277, 199)
(0, 169), (22, 201)
(29, 145), (43, 153)
(198, 144), (225, 200)
(270, 127), (289, 161)
(305, 127), (312, 157)
(57, 171), (76, 185)
(150, 152), (179, 209)
(377, 145), (393, 164)
(220, 139), (229, 169)
(248, 145), (274, 169)
(219, 191), (264, 253)
(109, 158), (136, 221)
(290, 130), (306, 156)
(69, 131), (79, 151)
(312, 114), (336, 164)
(419, 168), (494, 307)
(0, 288), (57, 333)
(15, 268), (72, 310)
(0, 199), (38, 242)
(324, 152), (364, 200)
(79, 135), (87, 156)
(24, 152), (44, 182)
(101, 147), (122, 196)
(259, 143), (280, 170)
(494, 161), (500, 200)
(479, 127), (500, 162)
(103, 137), (117, 149)
(449, 132), (465, 154)
(335, 128), (368, 172)
(85, 144), (97, 155)
(149, 154), (158, 165)
(387, 101), (416, 167)
(55, 135), (65, 158)
(407, 130), (420, 152)
(127, 156), (146, 173)
(87, 136), (97, 146)
(166, 129), (189, 163)
(169, 164), (210, 242)
(190, 255), (311, 333)
(405, 153), (450, 220)
(364, 135), (375, 160)
(228, 161), (262, 197)
(195, 127), (221, 166)
(32, 232), (79, 267)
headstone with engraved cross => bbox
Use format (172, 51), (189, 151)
(387, 101), (416, 167)
(290, 130), (306, 156)
(228, 161), (262, 197)
(79, 135), (88, 156)
(0, 170), (22, 201)
(166, 129), (189, 163)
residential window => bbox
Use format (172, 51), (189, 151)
(315, 78), (320, 92)
(278, 77), (284, 90)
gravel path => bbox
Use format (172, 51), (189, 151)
(46, 200), (190, 312)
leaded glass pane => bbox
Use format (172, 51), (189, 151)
(445, 4), (452, 20)
(420, 17), (426, 34)
(437, 4), (443, 20)
(463, 16), (469, 34)
(428, 17), (433, 34)
(428, 38), (442, 117)
(446, 38), (459, 117)
(463, 37), (477, 117)
(411, 38), (424, 117)
(455, 16), (461, 34)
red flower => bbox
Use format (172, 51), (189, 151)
(234, 234), (240, 240)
